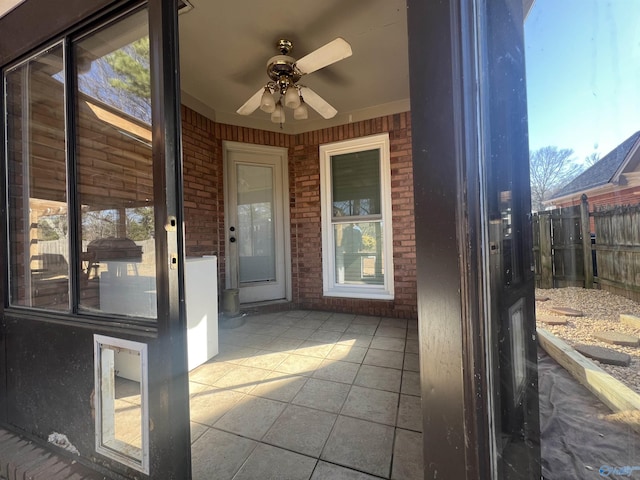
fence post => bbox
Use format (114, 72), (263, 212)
(580, 194), (594, 288)
(539, 212), (553, 288)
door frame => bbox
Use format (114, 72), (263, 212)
(222, 140), (292, 304)
(408, 0), (540, 478)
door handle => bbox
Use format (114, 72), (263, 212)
(230, 237), (236, 243)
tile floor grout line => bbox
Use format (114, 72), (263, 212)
(192, 310), (422, 479)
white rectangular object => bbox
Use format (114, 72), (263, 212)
(185, 256), (219, 370)
(113, 256), (219, 381)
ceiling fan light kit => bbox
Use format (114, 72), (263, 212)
(259, 87), (276, 113)
(237, 37), (352, 123)
(284, 86), (301, 109)
(293, 99), (308, 120)
(270, 101), (285, 123)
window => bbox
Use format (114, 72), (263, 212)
(75, 9), (156, 318)
(5, 42), (69, 310)
(320, 133), (394, 299)
(4, 7), (156, 319)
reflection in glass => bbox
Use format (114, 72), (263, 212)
(334, 222), (384, 285)
(331, 149), (380, 217)
(75, 9), (156, 318)
(237, 164), (275, 283)
(525, 2), (640, 478)
(5, 43), (70, 311)
(94, 335), (148, 474)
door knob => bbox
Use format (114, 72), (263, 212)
(230, 237), (236, 243)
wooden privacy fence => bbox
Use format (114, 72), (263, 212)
(592, 203), (640, 302)
(533, 195), (640, 302)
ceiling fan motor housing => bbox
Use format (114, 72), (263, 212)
(266, 54), (302, 88)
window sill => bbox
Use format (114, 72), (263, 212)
(323, 288), (394, 301)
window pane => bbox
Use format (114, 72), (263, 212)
(5, 44), (69, 311)
(76, 9), (156, 318)
(331, 149), (380, 217)
(525, 2), (640, 478)
(237, 164), (276, 283)
(334, 221), (384, 285)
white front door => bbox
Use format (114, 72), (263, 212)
(224, 142), (290, 303)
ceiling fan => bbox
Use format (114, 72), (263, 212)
(236, 37), (352, 123)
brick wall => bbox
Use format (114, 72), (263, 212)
(289, 113), (416, 318)
(181, 107), (417, 319)
(552, 188), (640, 232)
(554, 188), (640, 213)
(181, 107), (222, 259)
(7, 78), (417, 318)
(181, 106), (291, 292)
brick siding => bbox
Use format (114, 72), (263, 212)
(554, 187), (640, 213)
(7, 71), (416, 318)
(552, 187), (640, 232)
(181, 107), (417, 319)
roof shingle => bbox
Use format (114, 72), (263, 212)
(550, 130), (640, 200)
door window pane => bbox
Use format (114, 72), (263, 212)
(5, 43), (69, 311)
(237, 164), (275, 283)
(75, 9), (156, 318)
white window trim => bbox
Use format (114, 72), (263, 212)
(320, 133), (394, 300)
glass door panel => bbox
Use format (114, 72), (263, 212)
(225, 143), (288, 304)
(5, 43), (69, 311)
(75, 8), (156, 319)
(2, 1), (189, 477)
(525, 2), (640, 479)
(236, 163), (276, 284)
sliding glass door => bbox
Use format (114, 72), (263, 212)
(1, 1), (190, 477)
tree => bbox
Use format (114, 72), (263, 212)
(127, 207), (154, 241)
(105, 38), (151, 122)
(37, 214), (68, 241)
(37, 218), (61, 241)
(82, 210), (118, 242)
(529, 146), (582, 211)
(584, 151), (601, 167)
(78, 37), (151, 123)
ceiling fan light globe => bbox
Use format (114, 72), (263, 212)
(271, 103), (285, 123)
(284, 87), (301, 109)
(259, 89), (276, 113)
(293, 102), (308, 120)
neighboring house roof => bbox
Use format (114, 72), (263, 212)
(549, 130), (640, 201)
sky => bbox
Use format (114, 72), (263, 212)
(524, 0), (640, 163)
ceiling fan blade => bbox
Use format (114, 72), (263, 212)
(295, 37), (352, 75)
(300, 86), (337, 119)
(236, 87), (264, 115)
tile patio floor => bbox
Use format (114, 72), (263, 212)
(189, 309), (423, 480)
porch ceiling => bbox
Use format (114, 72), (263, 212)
(177, 0), (410, 134)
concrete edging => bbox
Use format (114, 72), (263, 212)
(537, 327), (640, 413)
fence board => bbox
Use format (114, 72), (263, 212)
(532, 212), (553, 288)
(550, 205), (584, 287)
(533, 199), (640, 300)
(593, 204), (640, 302)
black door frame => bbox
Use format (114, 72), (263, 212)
(408, 0), (540, 477)
(0, 0), (191, 478)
